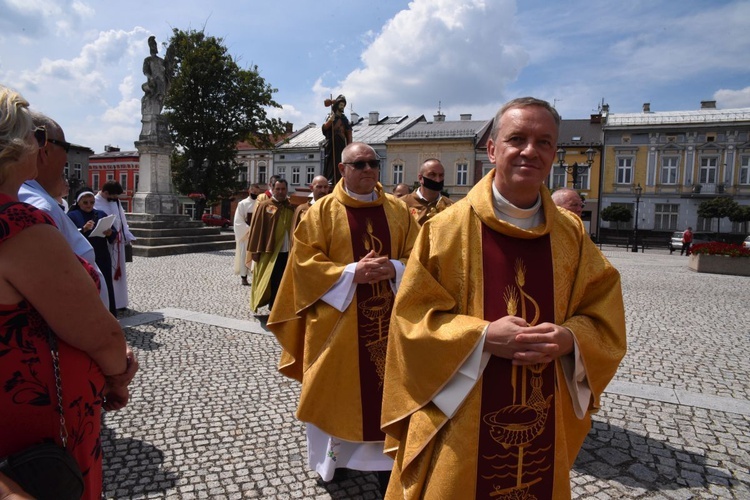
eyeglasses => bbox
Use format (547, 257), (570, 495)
(343, 159), (381, 170)
(33, 127), (47, 148)
(48, 138), (72, 153)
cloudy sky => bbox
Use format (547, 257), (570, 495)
(2, 0), (749, 152)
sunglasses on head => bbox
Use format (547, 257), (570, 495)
(33, 127), (47, 148)
(343, 159), (381, 170)
(48, 137), (71, 153)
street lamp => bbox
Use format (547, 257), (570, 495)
(631, 183), (643, 253)
(556, 147), (596, 188)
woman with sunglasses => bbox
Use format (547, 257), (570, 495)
(0, 84), (137, 499)
(68, 189), (118, 316)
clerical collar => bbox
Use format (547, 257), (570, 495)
(416, 187), (441, 203)
(271, 196), (286, 203)
(344, 187), (377, 202)
(491, 183), (543, 230)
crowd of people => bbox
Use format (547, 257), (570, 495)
(1, 84), (625, 499)
(0, 85), (138, 498)
(240, 97), (627, 498)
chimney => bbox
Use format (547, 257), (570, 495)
(351, 112), (360, 123)
(700, 100), (717, 109)
(460, 113), (472, 121)
(104, 145), (120, 152)
(642, 103), (651, 113)
(434, 112), (445, 122)
(590, 114), (601, 124)
(368, 111), (380, 125)
(285, 122), (293, 134)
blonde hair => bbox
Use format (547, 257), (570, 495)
(0, 85), (35, 184)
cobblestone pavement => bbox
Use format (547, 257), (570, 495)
(103, 246), (750, 499)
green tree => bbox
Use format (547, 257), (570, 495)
(600, 204), (632, 236)
(697, 196), (739, 234)
(729, 204), (750, 233)
(164, 28), (286, 218)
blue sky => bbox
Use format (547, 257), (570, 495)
(1, 0), (749, 152)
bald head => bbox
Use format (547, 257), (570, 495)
(393, 183), (411, 198)
(310, 175), (330, 200)
(551, 188), (584, 217)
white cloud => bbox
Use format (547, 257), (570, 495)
(714, 87), (750, 109)
(331, 0), (527, 117)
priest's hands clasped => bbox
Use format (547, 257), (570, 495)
(354, 250), (395, 284)
(484, 315), (575, 365)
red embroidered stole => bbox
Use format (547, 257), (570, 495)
(476, 224), (556, 498)
(345, 205), (393, 441)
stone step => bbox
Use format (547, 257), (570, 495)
(132, 240), (235, 257)
(134, 233), (235, 246)
(129, 227), (227, 238)
(128, 220), (206, 229)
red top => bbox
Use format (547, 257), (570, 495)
(0, 195), (105, 500)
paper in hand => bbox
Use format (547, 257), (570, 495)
(89, 214), (115, 238)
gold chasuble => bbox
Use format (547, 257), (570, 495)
(382, 171), (627, 499)
(268, 181), (419, 442)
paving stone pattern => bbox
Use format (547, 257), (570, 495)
(103, 247), (750, 498)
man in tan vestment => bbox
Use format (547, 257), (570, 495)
(267, 142), (419, 496)
(247, 178), (294, 313)
(292, 175), (329, 229)
(382, 97), (627, 499)
(400, 159), (453, 225)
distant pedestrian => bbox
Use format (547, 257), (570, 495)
(681, 226), (694, 255)
(551, 187), (585, 217)
(234, 184), (262, 286)
(392, 183), (411, 198)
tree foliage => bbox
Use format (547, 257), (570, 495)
(600, 204), (632, 235)
(164, 28), (286, 217)
(697, 196), (739, 234)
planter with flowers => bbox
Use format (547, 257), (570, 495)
(688, 242), (750, 276)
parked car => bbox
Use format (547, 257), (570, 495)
(201, 213), (231, 228)
(743, 235), (750, 249)
(668, 231), (712, 253)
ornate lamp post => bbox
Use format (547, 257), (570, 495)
(631, 183), (643, 253)
(556, 147), (596, 188)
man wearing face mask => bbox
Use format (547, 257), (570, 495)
(95, 181), (136, 313)
(401, 159), (454, 225)
(234, 183), (262, 286)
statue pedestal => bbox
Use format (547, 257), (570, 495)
(133, 136), (178, 215)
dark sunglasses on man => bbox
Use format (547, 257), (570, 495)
(343, 159), (381, 170)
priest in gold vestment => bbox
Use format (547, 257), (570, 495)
(382, 98), (627, 499)
(268, 143), (420, 495)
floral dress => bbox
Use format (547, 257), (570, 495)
(0, 196), (106, 500)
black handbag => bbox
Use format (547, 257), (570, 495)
(125, 242), (133, 262)
(0, 333), (84, 500)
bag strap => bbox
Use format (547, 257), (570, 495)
(46, 332), (69, 448)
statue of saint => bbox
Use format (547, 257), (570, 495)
(321, 95), (352, 183)
(141, 36), (168, 117)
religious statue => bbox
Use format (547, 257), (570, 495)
(321, 95), (352, 183)
(139, 36), (169, 141)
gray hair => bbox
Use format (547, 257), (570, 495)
(490, 97), (561, 141)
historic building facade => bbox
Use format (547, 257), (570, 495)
(601, 101), (750, 235)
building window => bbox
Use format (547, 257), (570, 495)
(258, 164), (267, 185)
(456, 163), (468, 186)
(106, 173), (115, 181)
(552, 166), (566, 189)
(699, 157), (717, 184)
(120, 200), (129, 211)
(739, 156), (750, 185)
(292, 167), (301, 186)
(120, 173), (127, 191)
(238, 162), (248, 184)
(660, 156), (679, 184)
(183, 203), (196, 218)
(731, 220), (749, 234)
(134, 174), (139, 192)
(74, 163), (81, 179)
(64, 162), (70, 178)
(697, 216), (712, 232)
(392, 164), (403, 185)
(305, 167), (315, 185)
(654, 203), (679, 230)
(576, 169), (590, 190)
(92, 174), (100, 191)
(616, 157), (633, 184)
(482, 164), (493, 178)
